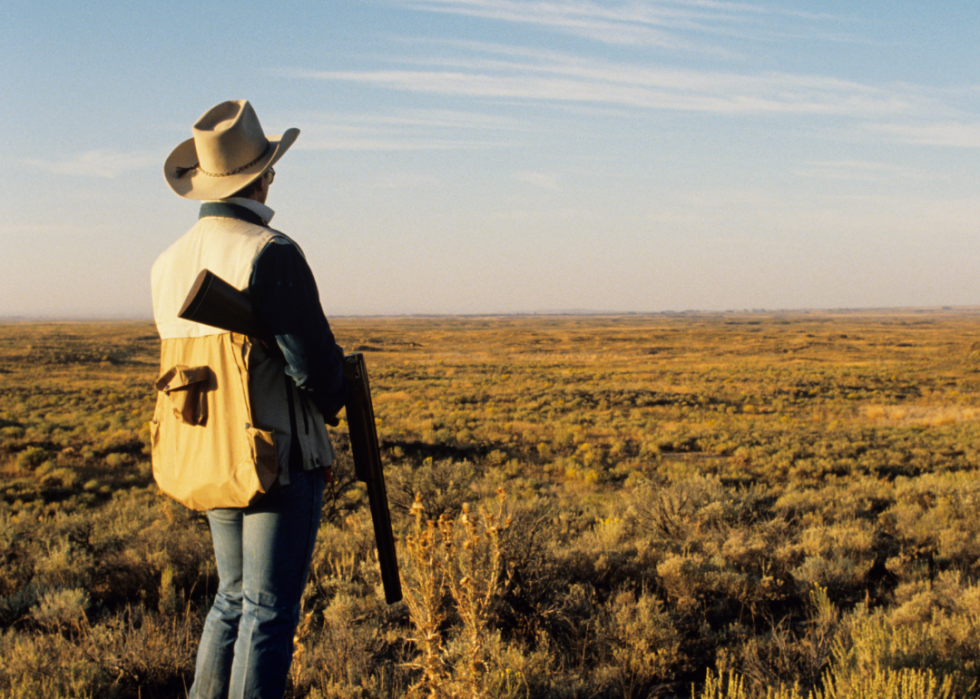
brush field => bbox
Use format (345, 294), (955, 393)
(2, 312), (980, 698)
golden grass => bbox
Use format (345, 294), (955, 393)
(3, 312), (980, 697)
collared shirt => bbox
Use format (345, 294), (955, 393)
(207, 197), (275, 225)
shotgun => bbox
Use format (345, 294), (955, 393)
(178, 269), (402, 604)
(342, 352), (402, 604)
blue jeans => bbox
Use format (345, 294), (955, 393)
(190, 469), (324, 699)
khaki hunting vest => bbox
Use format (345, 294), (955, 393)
(150, 213), (334, 510)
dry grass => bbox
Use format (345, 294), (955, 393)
(4, 312), (980, 697)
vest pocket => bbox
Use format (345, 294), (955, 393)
(156, 365), (211, 426)
(245, 425), (279, 492)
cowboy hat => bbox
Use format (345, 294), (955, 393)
(164, 100), (299, 200)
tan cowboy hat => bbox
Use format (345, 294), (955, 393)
(164, 100), (299, 200)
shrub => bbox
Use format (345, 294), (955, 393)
(32, 587), (90, 633)
(602, 590), (683, 698)
(15, 446), (49, 470)
(401, 490), (517, 698)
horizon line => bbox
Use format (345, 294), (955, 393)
(0, 304), (976, 324)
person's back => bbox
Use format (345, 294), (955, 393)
(151, 100), (346, 699)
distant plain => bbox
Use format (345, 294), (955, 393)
(2, 312), (980, 698)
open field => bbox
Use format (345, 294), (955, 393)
(3, 312), (980, 698)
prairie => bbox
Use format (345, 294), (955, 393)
(2, 311), (980, 698)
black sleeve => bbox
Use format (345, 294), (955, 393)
(249, 240), (348, 418)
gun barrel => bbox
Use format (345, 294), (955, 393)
(344, 353), (402, 604)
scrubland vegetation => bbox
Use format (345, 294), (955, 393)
(3, 312), (980, 698)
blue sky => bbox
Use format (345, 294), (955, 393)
(1, 0), (978, 317)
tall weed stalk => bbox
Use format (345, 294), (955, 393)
(402, 489), (512, 698)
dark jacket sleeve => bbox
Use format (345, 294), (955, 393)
(249, 240), (348, 418)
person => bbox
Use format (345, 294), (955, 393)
(150, 99), (347, 698)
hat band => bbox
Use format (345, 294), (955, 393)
(178, 142), (272, 179)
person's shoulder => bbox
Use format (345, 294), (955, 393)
(152, 222), (200, 274)
(262, 231), (307, 258)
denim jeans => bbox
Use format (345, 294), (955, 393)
(189, 468), (324, 699)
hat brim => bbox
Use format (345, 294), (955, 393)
(164, 128), (300, 200)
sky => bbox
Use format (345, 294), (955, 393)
(1, 0), (979, 317)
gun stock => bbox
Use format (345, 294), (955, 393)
(178, 269), (267, 337)
(179, 270), (402, 604)
(343, 353), (403, 604)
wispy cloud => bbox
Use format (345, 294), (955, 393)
(0, 223), (106, 237)
(371, 172), (443, 189)
(293, 51), (912, 118)
(513, 171), (561, 191)
(388, 0), (853, 52)
(290, 108), (527, 150)
(865, 122), (980, 148)
(23, 150), (156, 178)
(296, 135), (491, 151)
(793, 159), (941, 183)
(284, 5), (967, 155)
